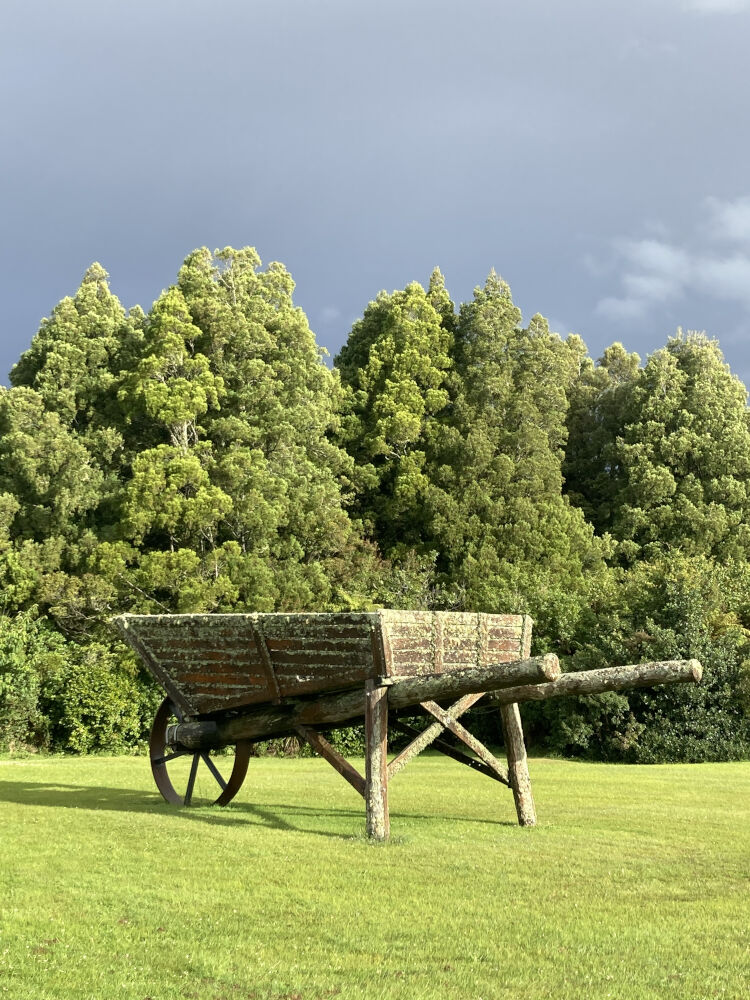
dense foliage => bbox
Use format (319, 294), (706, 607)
(1, 250), (748, 760)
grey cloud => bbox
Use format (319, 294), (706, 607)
(622, 273), (683, 303)
(320, 306), (342, 323)
(706, 196), (750, 244)
(618, 240), (692, 282)
(4, 0), (750, 383)
(695, 255), (750, 304)
(595, 297), (650, 322)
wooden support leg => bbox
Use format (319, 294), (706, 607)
(500, 702), (536, 827)
(295, 725), (365, 797)
(365, 681), (389, 841)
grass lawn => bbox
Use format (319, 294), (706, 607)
(0, 753), (748, 1000)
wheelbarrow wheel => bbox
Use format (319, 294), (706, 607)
(149, 697), (251, 807)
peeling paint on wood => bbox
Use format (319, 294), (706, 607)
(113, 611), (536, 717)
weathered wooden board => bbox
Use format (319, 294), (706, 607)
(113, 611), (533, 717)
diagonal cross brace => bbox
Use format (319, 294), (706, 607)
(386, 691), (509, 781)
(419, 700), (509, 783)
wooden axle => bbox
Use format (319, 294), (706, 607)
(170, 653), (561, 751)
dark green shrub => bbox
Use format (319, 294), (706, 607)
(44, 643), (160, 754)
(0, 609), (67, 752)
(530, 556), (750, 761)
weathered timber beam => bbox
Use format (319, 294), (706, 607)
(173, 654), (560, 751)
(387, 692), (484, 778)
(365, 681), (389, 840)
(500, 702), (536, 826)
(492, 658), (703, 705)
(385, 654), (559, 709)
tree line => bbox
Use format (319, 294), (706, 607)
(1, 248), (748, 760)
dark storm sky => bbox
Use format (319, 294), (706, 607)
(3, 0), (750, 384)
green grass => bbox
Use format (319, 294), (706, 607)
(0, 754), (748, 1000)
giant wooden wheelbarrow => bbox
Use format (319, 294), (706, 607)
(114, 610), (702, 839)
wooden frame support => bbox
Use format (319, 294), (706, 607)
(390, 718), (510, 786)
(420, 700), (509, 782)
(499, 702), (536, 827)
(387, 692), (484, 778)
(365, 680), (390, 841)
(295, 725), (365, 797)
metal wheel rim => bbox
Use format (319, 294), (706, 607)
(149, 696), (251, 806)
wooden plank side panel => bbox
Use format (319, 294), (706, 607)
(269, 612), (376, 694)
(183, 690), (267, 713)
(117, 612), (532, 715)
(384, 611), (528, 677)
(275, 665), (373, 698)
(131, 615), (269, 713)
(140, 647), (264, 666)
(269, 650), (371, 668)
(176, 669), (269, 686)
(163, 671), (272, 713)
(259, 613), (378, 640)
(265, 637), (373, 652)
(485, 625), (524, 639)
(123, 612), (378, 712)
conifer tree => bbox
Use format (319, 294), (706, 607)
(335, 276), (453, 556)
(565, 332), (750, 563)
(10, 263), (142, 435)
(174, 247), (376, 610)
(563, 342), (641, 531)
(435, 274), (608, 644)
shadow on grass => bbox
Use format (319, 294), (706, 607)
(0, 778), (516, 835)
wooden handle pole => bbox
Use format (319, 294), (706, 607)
(492, 659), (703, 705)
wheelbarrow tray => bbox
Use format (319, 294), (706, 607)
(114, 610), (532, 718)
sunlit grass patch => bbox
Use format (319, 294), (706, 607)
(1, 755), (748, 999)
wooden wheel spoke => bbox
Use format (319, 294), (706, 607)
(183, 753), (200, 806)
(200, 752), (228, 791)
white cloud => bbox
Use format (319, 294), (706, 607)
(593, 202), (750, 321)
(706, 195), (750, 244)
